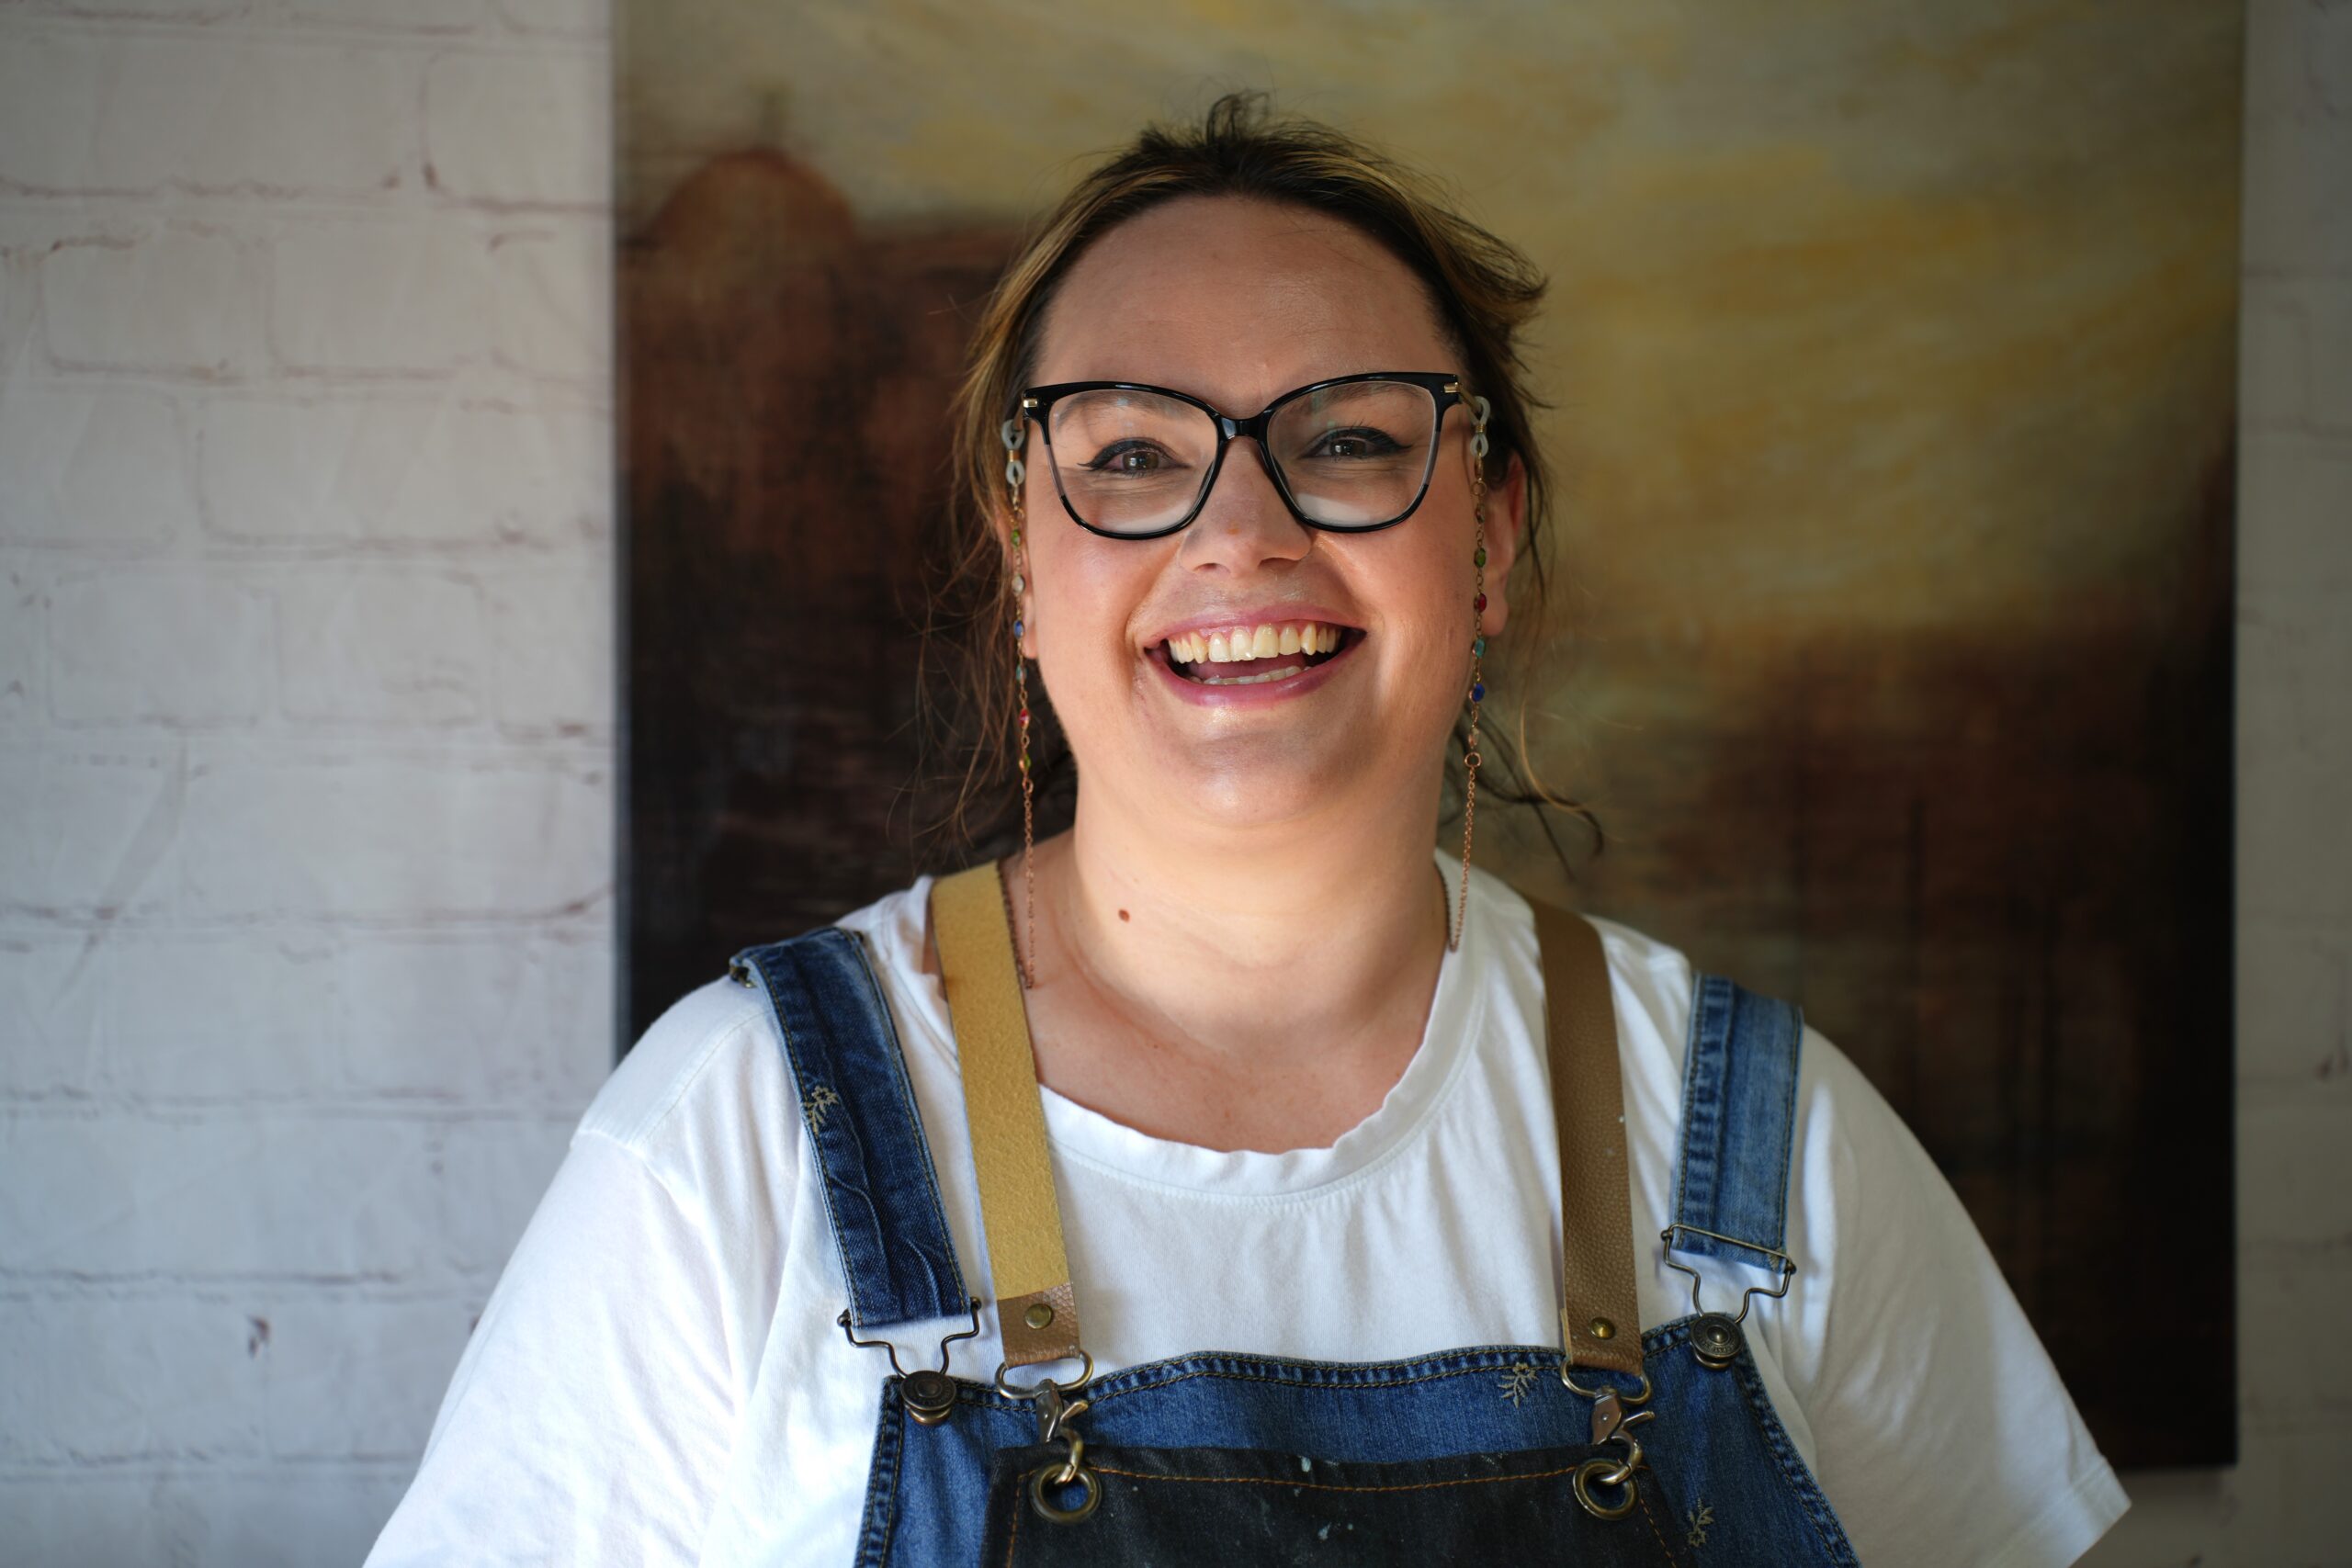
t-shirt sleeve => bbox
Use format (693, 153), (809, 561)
(363, 1130), (741, 1567)
(1778, 1029), (2131, 1568)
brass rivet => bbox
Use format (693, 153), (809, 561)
(1023, 1303), (1054, 1329)
(1589, 1316), (1616, 1340)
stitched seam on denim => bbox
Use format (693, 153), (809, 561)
(853, 1385), (903, 1568)
(959, 1332), (1682, 1411)
(1085, 1459), (1601, 1494)
(941, 1335), (1686, 1427)
(848, 927), (969, 1314)
(802, 932), (920, 1321)
(1086, 1350), (1658, 1409)
(1729, 1346), (1859, 1566)
(1671, 975), (1727, 1238)
(1636, 1481), (1684, 1566)
(748, 949), (870, 1328)
(876, 1397), (908, 1567)
(1766, 1000), (1803, 1253)
(1724, 990), (1799, 1263)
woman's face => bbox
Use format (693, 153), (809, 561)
(1018, 194), (1521, 840)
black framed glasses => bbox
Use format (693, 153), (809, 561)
(1012, 371), (1480, 540)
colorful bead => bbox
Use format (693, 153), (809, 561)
(1013, 619), (1024, 638)
(1473, 592), (1487, 614)
(1018, 707), (1030, 728)
(1474, 547), (1487, 569)
(1012, 573), (1025, 595)
(1470, 682), (1486, 703)
(1019, 753), (1030, 773)
(1473, 636), (1487, 658)
(1015, 664), (1026, 683)
(1011, 528), (1022, 548)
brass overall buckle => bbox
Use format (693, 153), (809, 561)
(1661, 1222), (1796, 1369)
(837, 1298), (982, 1427)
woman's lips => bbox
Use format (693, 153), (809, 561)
(1146, 629), (1363, 706)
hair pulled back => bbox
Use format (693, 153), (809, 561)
(927, 93), (1589, 862)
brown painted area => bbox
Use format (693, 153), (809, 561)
(624, 151), (1017, 1036)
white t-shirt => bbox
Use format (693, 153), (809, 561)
(368, 864), (2127, 1567)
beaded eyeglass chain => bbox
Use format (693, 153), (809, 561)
(1001, 417), (1040, 989)
(1453, 394), (1492, 954)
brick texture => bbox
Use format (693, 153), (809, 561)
(0, 2), (614, 1562)
(43, 225), (262, 378)
(50, 566), (274, 726)
(0, 385), (194, 543)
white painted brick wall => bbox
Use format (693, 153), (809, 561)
(0, 0), (614, 1557)
(277, 570), (489, 724)
(44, 225), (264, 377)
(50, 567), (275, 726)
(0, 385), (196, 544)
(0, 2), (2341, 1562)
(270, 217), (497, 375)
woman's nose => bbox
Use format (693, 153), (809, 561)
(1178, 440), (1312, 570)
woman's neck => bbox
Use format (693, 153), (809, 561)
(1008, 781), (1453, 1145)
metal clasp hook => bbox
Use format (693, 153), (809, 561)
(1661, 1223), (1796, 1369)
(1571, 1392), (1656, 1521)
(1016, 1371), (1102, 1525)
(992, 1354), (1100, 1526)
(837, 1297), (981, 1426)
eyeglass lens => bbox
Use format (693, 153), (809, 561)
(1045, 380), (1441, 535)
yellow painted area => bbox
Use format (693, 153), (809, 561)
(624, 0), (2239, 704)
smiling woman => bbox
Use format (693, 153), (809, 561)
(368, 96), (2128, 1568)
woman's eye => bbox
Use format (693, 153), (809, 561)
(1086, 440), (1175, 475)
(1307, 428), (1404, 460)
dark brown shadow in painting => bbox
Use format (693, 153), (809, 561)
(623, 151), (1019, 1040)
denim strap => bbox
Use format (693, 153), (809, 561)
(1669, 974), (1804, 1269)
(731, 927), (970, 1328)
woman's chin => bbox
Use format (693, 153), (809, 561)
(1115, 734), (1385, 835)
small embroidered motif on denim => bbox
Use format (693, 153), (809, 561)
(730, 928), (970, 1330)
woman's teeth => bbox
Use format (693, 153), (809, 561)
(1197, 663), (1306, 686)
(1165, 622), (1343, 666)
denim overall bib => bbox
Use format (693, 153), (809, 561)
(729, 866), (1860, 1566)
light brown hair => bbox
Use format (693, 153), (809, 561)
(924, 93), (1589, 861)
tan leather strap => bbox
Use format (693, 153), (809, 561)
(1529, 897), (1645, 1378)
(929, 863), (1083, 1368)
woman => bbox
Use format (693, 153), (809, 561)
(370, 99), (2127, 1566)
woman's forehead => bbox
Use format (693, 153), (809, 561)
(1033, 196), (1456, 400)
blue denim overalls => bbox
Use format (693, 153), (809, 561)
(729, 866), (1860, 1565)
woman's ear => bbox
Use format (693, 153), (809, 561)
(1479, 452), (1530, 639)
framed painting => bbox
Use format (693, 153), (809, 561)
(620, 1), (2241, 1465)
